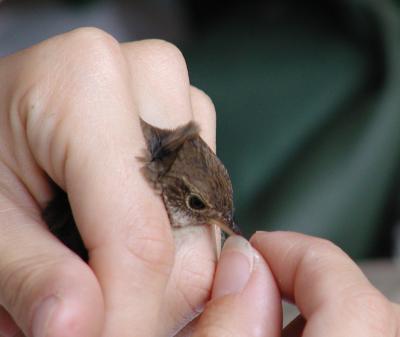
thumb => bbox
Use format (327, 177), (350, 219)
(192, 236), (281, 337)
(0, 201), (104, 337)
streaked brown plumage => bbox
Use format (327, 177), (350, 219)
(43, 119), (239, 261)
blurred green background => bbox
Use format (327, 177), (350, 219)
(2, 0), (400, 259)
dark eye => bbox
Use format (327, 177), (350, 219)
(187, 194), (206, 210)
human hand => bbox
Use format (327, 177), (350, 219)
(0, 28), (219, 337)
(191, 231), (400, 336)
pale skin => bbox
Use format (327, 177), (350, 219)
(0, 28), (398, 337)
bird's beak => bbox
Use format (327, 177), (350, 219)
(209, 218), (241, 260)
(211, 219), (242, 236)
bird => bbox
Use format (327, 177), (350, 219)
(42, 118), (240, 261)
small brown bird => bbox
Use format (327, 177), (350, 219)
(43, 119), (240, 261)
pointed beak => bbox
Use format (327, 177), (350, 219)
(211, 218), (241, 236)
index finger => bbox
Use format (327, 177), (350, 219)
(251, 231), (398, 336)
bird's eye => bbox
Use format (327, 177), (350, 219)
(187, 194), (206, 210)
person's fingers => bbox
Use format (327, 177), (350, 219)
(392, 303), (400, 326)
(2, 29), (177, 337)
(122, 39), (193, 128)
(191, 236), (281, 337)
(2, 29), (220, 337)
(0, 194), (103, 337)
(251, 231), (399, 337)
(121, 41), (220, 335)
(56, 36), (179, 337)
(0, 31), (115, 337)
(190, 86), (216, 150)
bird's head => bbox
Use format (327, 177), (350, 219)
(140, 119), (240, 236)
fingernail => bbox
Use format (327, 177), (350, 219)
(32, 296), (59, 337)
(212, 235), (254, 299)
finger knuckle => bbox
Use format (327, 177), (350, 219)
(67, 26), (113, 42)
(190, 86), (213, 105)
(64, 27), (120, 58)
(57, 27), (123, 81)
(17, 28), (126, 181)
(29, 27), (122, 81)
(18, 27), (124, 121)
(191, 87), (216, 117)
(17, 26), (122, 109)
(302, 237), (346, 264)
(294, 238), (349, 288)
(137, 39), (188, 78)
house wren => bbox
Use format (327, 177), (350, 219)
(43, 119), (240, 261)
